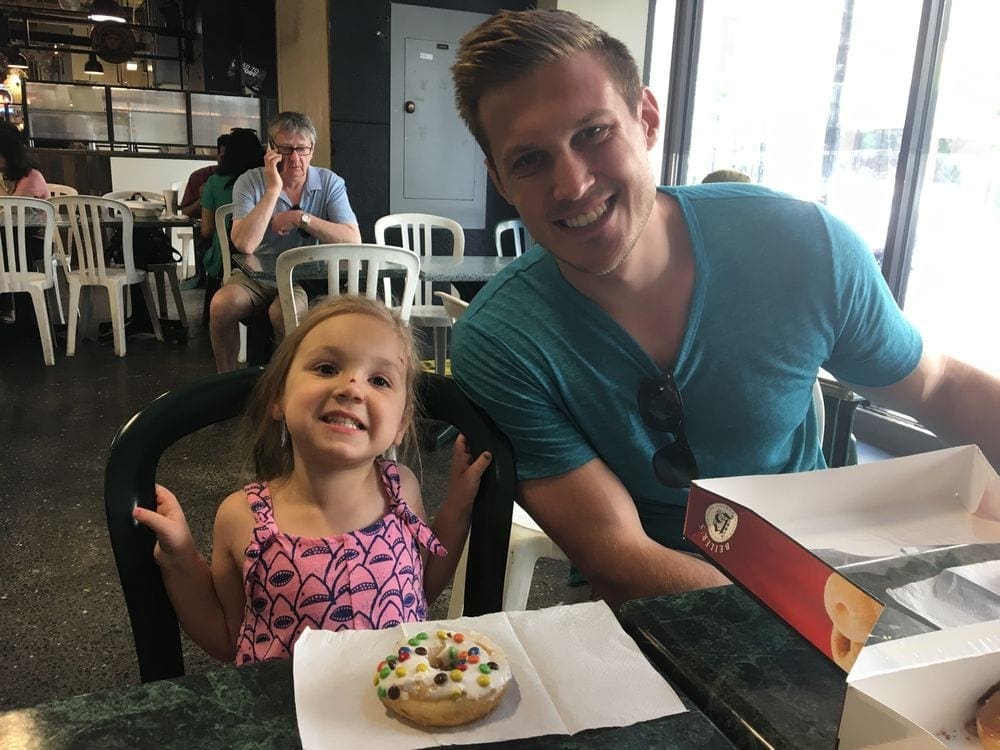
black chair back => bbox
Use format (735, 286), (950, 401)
(105, 370), (513, 682)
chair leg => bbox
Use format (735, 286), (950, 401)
(138, 276), (164, 342)
(27, 287), (55, 365)
(106, 283), (127, 357)
(433, 326), (448, 375)
(153, 269), (167, 317)
(238, 322), (248, 364)
(66, 280), (81, 356)
(165, 265), (187, 328)
(51, 258), (66, 326)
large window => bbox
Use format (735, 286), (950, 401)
(655, 0), (998, 378)
(903, 4), (1000, 375)
(684, 0), (921, 256)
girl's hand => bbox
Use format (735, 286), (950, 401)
(446, 434), (492, 508)
(132, 484), (198, 567)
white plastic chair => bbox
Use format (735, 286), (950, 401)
(494, 218), (532, 257)
(275, 243), (420, 333)
(46, 184), (79, 325)
(103, 190), (186, 328)
(0, 197), (57, 364)
(433, 290), (467, 323)
(50, 196), (163, 357)
(48, 184), (78, 197)
(375, 213), (464, 376)
(214, 203), (247, 364)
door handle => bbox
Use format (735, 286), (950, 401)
(404, 100), (416, 114)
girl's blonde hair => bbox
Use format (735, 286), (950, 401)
(240, 296), (423, 481)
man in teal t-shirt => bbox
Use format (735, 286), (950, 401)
(449, 10), (1000, 605)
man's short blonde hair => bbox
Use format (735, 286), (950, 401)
(452, 9), (642, 164)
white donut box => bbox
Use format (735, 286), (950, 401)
(681, 444), (1000, 748)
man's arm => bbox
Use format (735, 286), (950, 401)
(230, 151), (282, 254)
(299, 215), (362, 244)
(848, 351), (1000, 467)
(518, 458), (730, 608)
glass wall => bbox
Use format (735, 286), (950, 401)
(903, 5), (1000, 375)
(684, 0), (921, 256)
(24, 82), (264, 152)
(653, 0), (997, 378)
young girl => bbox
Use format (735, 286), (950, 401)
(134, 296), (492, 664)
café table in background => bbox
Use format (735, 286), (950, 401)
(230, 252), (515, 366)
(0, 657), (736, 749)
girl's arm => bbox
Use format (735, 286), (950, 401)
(132, 486), (245, 662)
(408, 435), (492, 603)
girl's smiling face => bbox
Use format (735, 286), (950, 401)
(274, 313), (410, 469)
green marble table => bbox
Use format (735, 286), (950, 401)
(0, 658), (735, 749)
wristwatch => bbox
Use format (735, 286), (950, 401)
(298, 212), (312, 231)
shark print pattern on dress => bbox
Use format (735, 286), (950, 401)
(234, 458), (445, 664)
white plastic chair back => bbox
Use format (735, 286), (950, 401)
(0, 197), (57, 364)
(47, 184), (79, 197)
(216, 204), (236, 282)
(494, 218), (532, 257)
(275, 243), (420, 333)
(51, 196), (138, 281)
(374, 213), (464, 305)
(433, 290), (468, 324)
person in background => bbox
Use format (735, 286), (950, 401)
(199, 129), (264, 285)
(0, 122), (49, 322)
(134, 296), (491, 663)
(448, 9), (1000, 607)
(701, 169), (751, 184)
(209, 111), (361, 373)
(179, 132), (230, 220)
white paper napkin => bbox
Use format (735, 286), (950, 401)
(885, 559), (1000, 628)
(292, 601), (685, 749)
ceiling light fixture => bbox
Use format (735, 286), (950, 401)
(88, 0), (127, 23)
(125, 60), (138, 71)
(84, 52), (104, 75)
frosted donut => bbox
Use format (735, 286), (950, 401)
(373, 629), (512, 727)
(977, 682), (1000, 750)
(829, 627), (863, 672)
(823, 573), (881, 644)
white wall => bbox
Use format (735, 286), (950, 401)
(109, 157), (216, 196)
(552, 0), (650, 74)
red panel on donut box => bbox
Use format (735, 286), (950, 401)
(682, 445), (1000, 677)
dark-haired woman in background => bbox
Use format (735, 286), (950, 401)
(199, 129), (264, 284)
(0, 122), (49, 322)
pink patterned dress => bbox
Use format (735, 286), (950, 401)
(234, 459), (445, 664)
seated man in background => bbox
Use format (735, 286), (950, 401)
(449, 9), (1000, 606)
(180, 133), (229, 220)
(209, 111), (361, 373)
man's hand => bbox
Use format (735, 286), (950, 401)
(270, 209), (306, 236)
(263, 146), (283, 194)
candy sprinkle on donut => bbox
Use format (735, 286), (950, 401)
(373, 630), (512, 727)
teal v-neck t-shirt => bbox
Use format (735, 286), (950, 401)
(452, 184), (921, 550)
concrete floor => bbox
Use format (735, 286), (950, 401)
(0, 286), (571, 711)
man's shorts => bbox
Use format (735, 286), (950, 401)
(226, 269), (307, 319)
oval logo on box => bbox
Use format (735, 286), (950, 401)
(705, 503), (738, 543)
